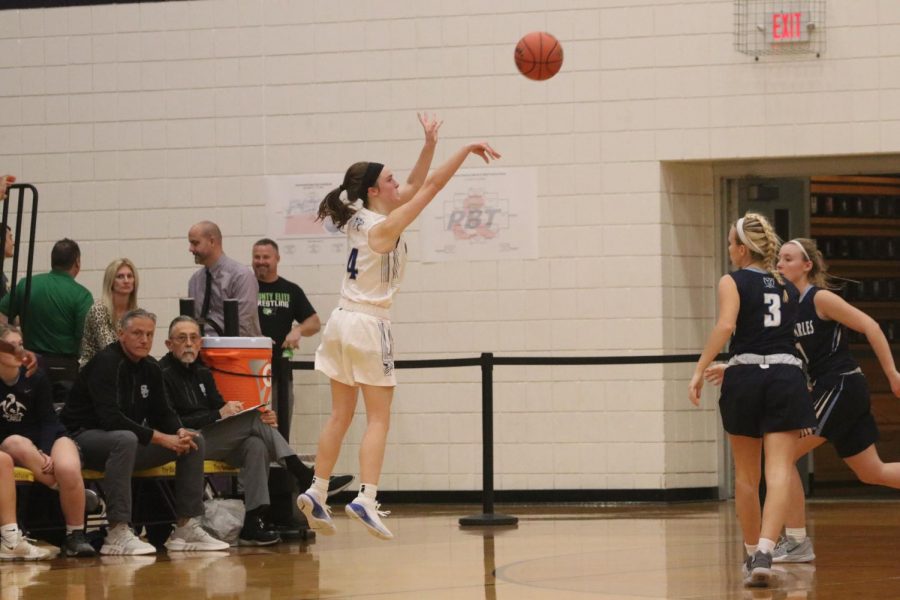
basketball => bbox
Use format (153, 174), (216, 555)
(514, 31), (563, 81)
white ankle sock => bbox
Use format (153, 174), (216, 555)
(66, 525), (84, 535)
(758, 537), (776, 555)
(312, 476), (329, 498)
(1, 524), (18, 547)
(359, 483), (377, 501)
(785, 527), (807, 541)
(744, 543), (757, 556)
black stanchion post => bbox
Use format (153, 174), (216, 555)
(179, 298), (195, 318)
(223, 299), (239, 336)
(459, 352), (518, 527)
(2, 185), (38, 327)
(22, 185), (37, 327)
(10, 192), (24, 324)
(0, 185), (9, 294)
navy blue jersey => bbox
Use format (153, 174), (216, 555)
(0, 367), (65, 453)
(729, 268), (800, 356)
(794, 286), (858, 381)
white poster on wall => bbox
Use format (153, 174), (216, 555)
(265, 174), (346, 265)
(419, 167), (537, 262)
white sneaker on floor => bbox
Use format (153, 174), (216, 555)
(101, 524), (156, 556)
(0, 532), (54, 561)
(165, 519), (230, 552)
(345, 497), (393, 540)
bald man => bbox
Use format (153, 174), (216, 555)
(187, 221), (261, 337)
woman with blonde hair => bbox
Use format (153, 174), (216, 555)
(79, 258), (139, 366)
(689, 213), (816, 587)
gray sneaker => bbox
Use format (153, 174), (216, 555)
(742, 550), (773, 588)
(772, 535), (815, 563)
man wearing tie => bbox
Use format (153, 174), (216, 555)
(187, 221), (261, 337)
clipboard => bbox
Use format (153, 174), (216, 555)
(221, 402), (268, 420)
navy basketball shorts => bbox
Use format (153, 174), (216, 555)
(812, 372), (879, 458)
(719, 364), (816, 438)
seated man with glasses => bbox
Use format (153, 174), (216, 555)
(60, 309), (229, 555)
(159, 316), (353, 545)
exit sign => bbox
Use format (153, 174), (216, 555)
(766, 11), (811, 43)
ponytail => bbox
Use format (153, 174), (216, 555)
(787, 238), (839, 290)
(316, 161), (380, 231)
(317, 186), (355, 230)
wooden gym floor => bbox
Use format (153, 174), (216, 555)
(2, 499), (899, 599)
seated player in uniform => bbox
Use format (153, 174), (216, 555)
(0, 449), (53, 561)
(0, 324), (95, 557)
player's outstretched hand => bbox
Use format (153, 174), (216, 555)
(418, 112), (442, 145)
(889, 369), (900, 398)
(688, 373), (703, 407)
(468, 142), (501, 163)
(703, 363), (727, 386)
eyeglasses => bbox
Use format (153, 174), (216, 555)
(171, 334), (201, 344)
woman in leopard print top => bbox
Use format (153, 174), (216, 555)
(79, 259), (139, 367)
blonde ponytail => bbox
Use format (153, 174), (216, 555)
(787, 238), (839, 289)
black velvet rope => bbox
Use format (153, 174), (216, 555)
(289, 353), (729, 371)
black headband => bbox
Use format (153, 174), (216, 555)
(358, 162), (384, 199)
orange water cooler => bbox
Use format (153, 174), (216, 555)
(200, 337), (273, 409)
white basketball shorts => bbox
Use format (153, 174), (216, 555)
(314, 306), (396, 387)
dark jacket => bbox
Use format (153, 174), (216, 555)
(158, 353), (224, 430)
(60, 342), (182, 445)
(0, 367), (66, 453)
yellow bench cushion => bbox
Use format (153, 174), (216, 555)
(203, 460), (240, 475)
(13, 467), (33, 483)
(81, 460), (238, 480)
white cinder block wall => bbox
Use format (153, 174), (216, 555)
(0, 0), (893, 493)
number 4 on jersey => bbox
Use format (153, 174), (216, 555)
(346, 248), (359, 280)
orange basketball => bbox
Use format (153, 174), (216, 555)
(514, 31), (563, 81)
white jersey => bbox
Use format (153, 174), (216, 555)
(340, 208), (407, 310)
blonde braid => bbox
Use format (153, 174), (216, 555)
(739, 212), (783, 284)
(759, 221), (783, 284)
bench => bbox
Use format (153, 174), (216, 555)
(80, 459), (240, 481)
(14, 461), (241, 536)
(81, 460), (240, 526)
(13, 467), (34, 483)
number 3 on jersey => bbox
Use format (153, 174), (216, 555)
(346, 248), (359, 280)
(763, 292), (781, 327)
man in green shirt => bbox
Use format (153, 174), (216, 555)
(0, 239), (93, 404)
